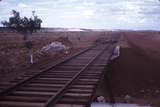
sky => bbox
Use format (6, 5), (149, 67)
(0, 0), (160, 30)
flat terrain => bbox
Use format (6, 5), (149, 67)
(1, 31), (160, 106)
(0, 31), (108, 83)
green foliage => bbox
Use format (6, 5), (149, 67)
(1, 21), (9, 27)
(1, 10), (42, 33)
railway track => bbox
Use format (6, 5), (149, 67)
(0, 43), (115, 107)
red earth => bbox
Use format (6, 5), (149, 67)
(1, 31), (160, 106)
(105, 31), (160, 106)
(0, 31), (107, 83)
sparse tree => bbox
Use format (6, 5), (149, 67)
(1, 10), (42, 64)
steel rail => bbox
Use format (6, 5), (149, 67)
(44, 44), (109, 107)
(0, 46), (93, 97)
(86, 45), (115, 107)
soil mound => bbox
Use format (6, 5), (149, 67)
(108, 33), (160, 105)
(110, 47), (160, 96)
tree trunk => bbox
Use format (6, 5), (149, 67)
(23, 32), (28, 40)
(24, 32), (33, 64)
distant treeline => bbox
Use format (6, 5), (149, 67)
(0, 27), (57, 33)
(0, 27), (16, 32)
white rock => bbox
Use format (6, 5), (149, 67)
(124, 94), (131, 103)
(40, 41), (69, 54)
(97, 96), (106, 103)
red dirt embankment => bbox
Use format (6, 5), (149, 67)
(109, 32), (160, 105)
